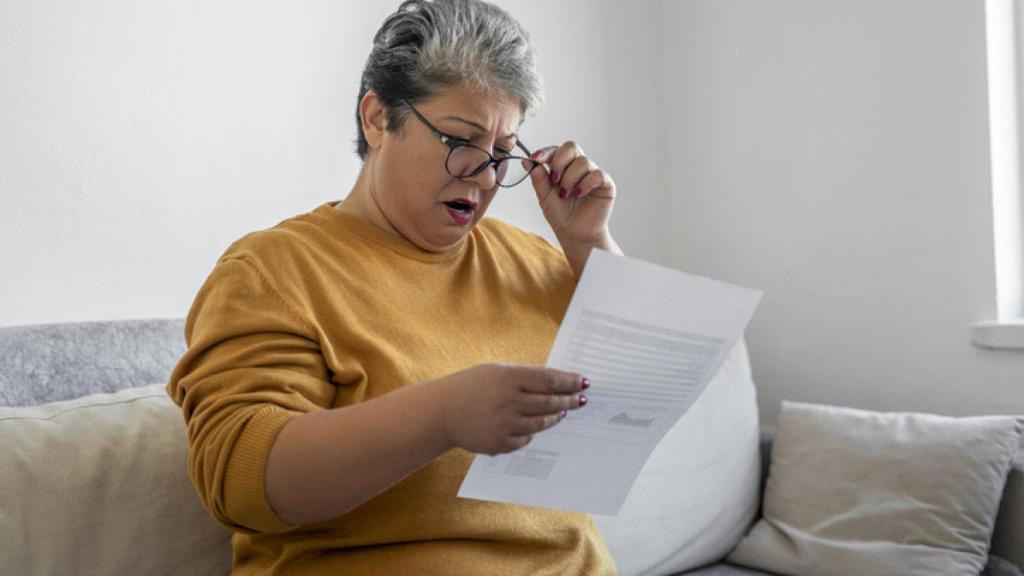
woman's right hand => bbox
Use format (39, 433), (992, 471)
(435, 363), (589, 456)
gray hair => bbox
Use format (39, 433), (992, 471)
(355, 0), (544, 159)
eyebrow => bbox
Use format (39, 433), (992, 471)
(439, 116), (518, 141)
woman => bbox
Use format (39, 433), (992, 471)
(167, 0), (622, 573)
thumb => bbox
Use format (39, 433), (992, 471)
(525, 146), (557, 201)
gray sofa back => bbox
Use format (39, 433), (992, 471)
(0, 318), (185, 407)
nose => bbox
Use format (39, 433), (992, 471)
(463, 160), (499, 190)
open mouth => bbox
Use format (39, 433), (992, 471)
(443, 199), (477, 225)
(443, 199), (476, 213)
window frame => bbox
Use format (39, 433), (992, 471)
(973, 0), (1024, 349)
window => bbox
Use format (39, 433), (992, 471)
(974, 0), (1024, 348)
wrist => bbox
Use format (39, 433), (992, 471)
(558, 228), (621, 255)
(556, 231), (622, 279)
(555, 226), (609, 249)
(422, 377), (458, 452)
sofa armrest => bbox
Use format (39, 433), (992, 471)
(757, 432), (1024, 572)
(991, 450), (1024, 570)
(758, 431), (773, 489)
(755, 431), (773, 521)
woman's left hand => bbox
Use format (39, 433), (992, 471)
(527, 141), (616, 249)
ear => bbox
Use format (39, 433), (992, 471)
(360, 90), (389, 152)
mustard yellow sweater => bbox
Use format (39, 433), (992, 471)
(166, 202), (616, 575)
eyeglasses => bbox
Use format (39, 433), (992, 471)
(402, 100), (539, 188)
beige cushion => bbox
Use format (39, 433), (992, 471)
(0, 384), (231, 575)
(595, 337), (762, 575)
(727, 401), (1023, 576)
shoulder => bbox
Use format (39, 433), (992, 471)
(212, 209), (336, 295)
(473, 217), (577, 310)
(222, 212), (318, 260)
(476, 217), (562, 257)
(474, 217), (574, 284)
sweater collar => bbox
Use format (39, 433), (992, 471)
(312, 202), (471, 264)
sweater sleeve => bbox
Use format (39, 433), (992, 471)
(166, 254), (335, 534)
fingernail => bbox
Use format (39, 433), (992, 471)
(560, 409), (567, 418)
(579, 394), (588, 407)
(559, 187), (567, 199)
(531, 150), (543, 159)
(572, 187), (581, 198)
(581, 377), (590, 389)
(549, 170), (559, 184)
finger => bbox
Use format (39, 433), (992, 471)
(546, 141), (582, 190)
(573, 168), (612, 200)
(519, 391), (584, 416)
(558, 156), (597, 200)
(506, 434), (533, 452)
(526, 146), (559, 202)
(528, 145), (558, 164)
(510, 413), (563, 436)
(514, 366), (589, 395)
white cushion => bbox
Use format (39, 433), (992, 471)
(727, 401), (1023, 576)
(594, 336), (762, 576)
(0, 384), (231, 575)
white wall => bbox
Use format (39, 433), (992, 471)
(0, 1), (385, 325)
(2, 0), (1020, 425)
(0, 0), (668, 327)
(665, 0), (1024, 425)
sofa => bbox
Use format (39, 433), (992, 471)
(0, 318), (1021, 576)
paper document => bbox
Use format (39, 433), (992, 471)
(457, 249), (763, 515)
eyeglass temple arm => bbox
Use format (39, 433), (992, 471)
(516, 141), (542, 181)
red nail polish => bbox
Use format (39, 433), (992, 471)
(581, 377), (590, 390)
(549, 170), (559, 184)
(559, 187), (567, 199)
(531, 150), (543, 159)
(572, 187), (582, 198)
(579, 394), (588, 406)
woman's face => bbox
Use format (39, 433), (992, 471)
(364, 84), (523, 253)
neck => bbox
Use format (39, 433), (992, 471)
(336, 161), (401, 239)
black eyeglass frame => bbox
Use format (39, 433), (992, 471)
(401, 100), (539, 188)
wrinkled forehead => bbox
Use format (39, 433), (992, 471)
(424, 83), (524, 138)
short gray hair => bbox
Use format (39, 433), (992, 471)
(355, 0), (544, 159)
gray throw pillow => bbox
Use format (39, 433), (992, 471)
(727, 401), (1022, 576)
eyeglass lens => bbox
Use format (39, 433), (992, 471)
(446, 146), (531, 187)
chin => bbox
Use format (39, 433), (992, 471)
(419, 230), (471, 253)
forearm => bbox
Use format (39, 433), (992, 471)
(264, 379), (451, 526)
(558, 233), (624, 279)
